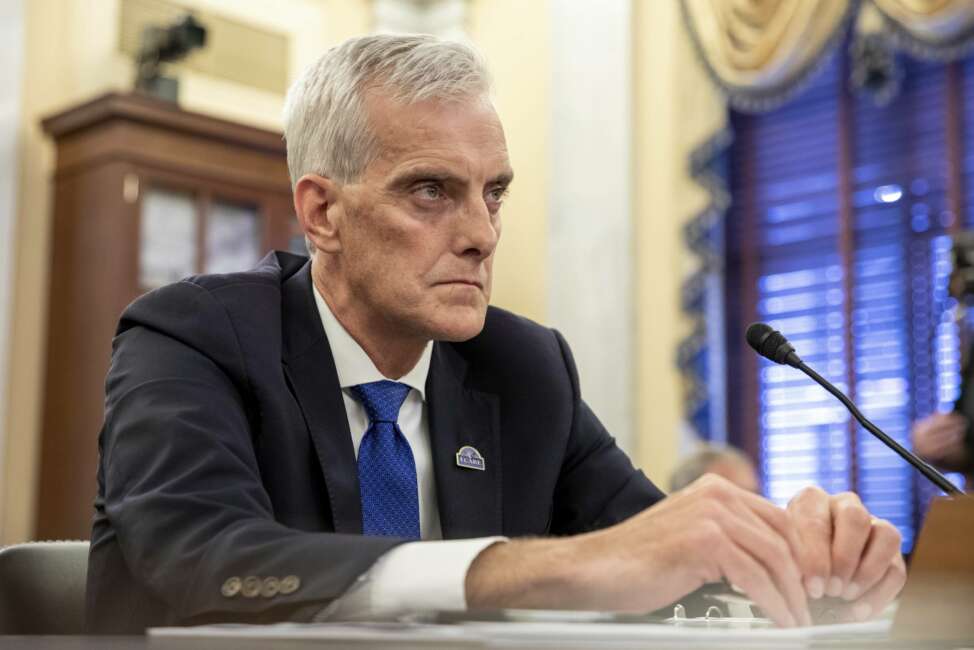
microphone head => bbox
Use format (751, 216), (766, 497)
(746, 322), (801, 367)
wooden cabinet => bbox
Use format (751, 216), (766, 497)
(37, 92), (298, 540)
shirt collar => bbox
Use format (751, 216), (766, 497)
(313, 284), (432, 400)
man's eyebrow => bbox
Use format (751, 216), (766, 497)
(490, 171), (515, 187)
(387, 168), (515, 190)
(387, 168), (462, 190)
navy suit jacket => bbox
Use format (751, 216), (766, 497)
(87, 251), (665, 633)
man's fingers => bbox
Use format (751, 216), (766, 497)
(718, 540), (798, 628)
(839, 556), (907, 622)
(931, 415), (967, 432)
(843, 518), (902, 601)
(745, 490), (804, 558)
(786, 487), (832, 598)
(687, 476), (810, 626)
(828, 493), (871, 597)
(914, 413), (968, 457)
(921, 432), (966, 459)
(715, 505), (811, 626)
(919, 412), (967, 434)
(924, 426), (965, 446)
(940, 412), (969, 430)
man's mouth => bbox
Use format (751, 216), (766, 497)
(436, 279), (484, 290)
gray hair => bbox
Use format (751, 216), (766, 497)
(669, 444), (755, 492)
(283, 33), (492, 188)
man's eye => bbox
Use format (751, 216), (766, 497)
(486, 187), (508, 203)
(415, 185), (442, 200)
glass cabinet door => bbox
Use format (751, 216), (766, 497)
(138, 187), (197, 289)
(138, 188), (266, 290)
(205, 199), (262, 274)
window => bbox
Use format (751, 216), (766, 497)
(725, 51), (970, 551)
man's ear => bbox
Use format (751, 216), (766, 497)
(293, 173), (344, 253)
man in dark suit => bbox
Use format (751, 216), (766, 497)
(87, 33), (905, 634)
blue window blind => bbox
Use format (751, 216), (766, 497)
(726, 52), (971, 551)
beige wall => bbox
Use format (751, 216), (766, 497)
(3, 0), (125, 545)
(467, 0), (549, 324)
(3, 0), (714, 542)
(2, 0), (371, 544)
(0, 0), (24, 548)
(632, 1), (725, 482)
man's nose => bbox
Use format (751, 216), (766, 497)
(456, 197), (499, 259)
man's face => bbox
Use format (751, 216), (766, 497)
(334, 93), (512, 343)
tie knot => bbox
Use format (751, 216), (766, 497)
(351, 380), (411, 423)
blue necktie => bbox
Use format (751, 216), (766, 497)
(352, 380), (420, 539)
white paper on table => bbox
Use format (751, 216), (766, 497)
(149, 618), (890, 648)
(149, 621), (478, 645)
(459, 619), (891, 648)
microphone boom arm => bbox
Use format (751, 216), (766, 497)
(796, 361), (962, 496)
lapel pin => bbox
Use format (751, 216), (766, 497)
(456, 445), (485, 471)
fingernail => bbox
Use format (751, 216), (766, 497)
(806, 576), (825, 599)
(843, 582), (860, 601)
(826, 576), (843, 597)
(853, 602), (872, 621)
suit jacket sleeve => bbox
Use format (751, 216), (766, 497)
(98, 280), (405, 624)
(548, 330), (667, 535)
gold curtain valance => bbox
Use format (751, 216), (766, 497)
(680, 0), (974, 110)
(873, 0), (974, 56)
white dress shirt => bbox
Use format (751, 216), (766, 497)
(312, 286), (504, 620)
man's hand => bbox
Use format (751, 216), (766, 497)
(467, 475), (812, 627)
(466, 476), (906, 628)
(912, 412), (970, 471)
(787, 487), (906, 623)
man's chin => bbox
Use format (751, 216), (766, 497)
(428, 309), (487, 342)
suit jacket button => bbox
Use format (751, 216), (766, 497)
(220, 577), (242, 598)
(261, 576), (280, 598)
(279, 575), (301, 595)
(241, 576), (262, 598)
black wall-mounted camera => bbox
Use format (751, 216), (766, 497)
(134, 14), (208, 103)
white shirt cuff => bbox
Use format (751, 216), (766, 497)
(317, 537), (506, 621)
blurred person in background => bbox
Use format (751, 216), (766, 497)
(912, 233), (974, 489)
(670, 444), (760, 493)
(911, 412), (972, 485)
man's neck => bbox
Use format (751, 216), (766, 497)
(312, 263), (427, 380)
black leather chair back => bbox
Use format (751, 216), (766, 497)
(0, 541), (89, 634)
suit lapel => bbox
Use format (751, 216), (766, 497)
(426, 343), (503, 539)
(281, 262), (363, 534)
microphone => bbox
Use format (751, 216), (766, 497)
(745, 323), (962, 496)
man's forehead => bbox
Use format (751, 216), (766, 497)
(364, 92), (510, 171)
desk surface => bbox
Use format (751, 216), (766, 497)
(0, 639), (456, 650)
(1, 636), (970, 650)
(0, 638), (439, 650)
